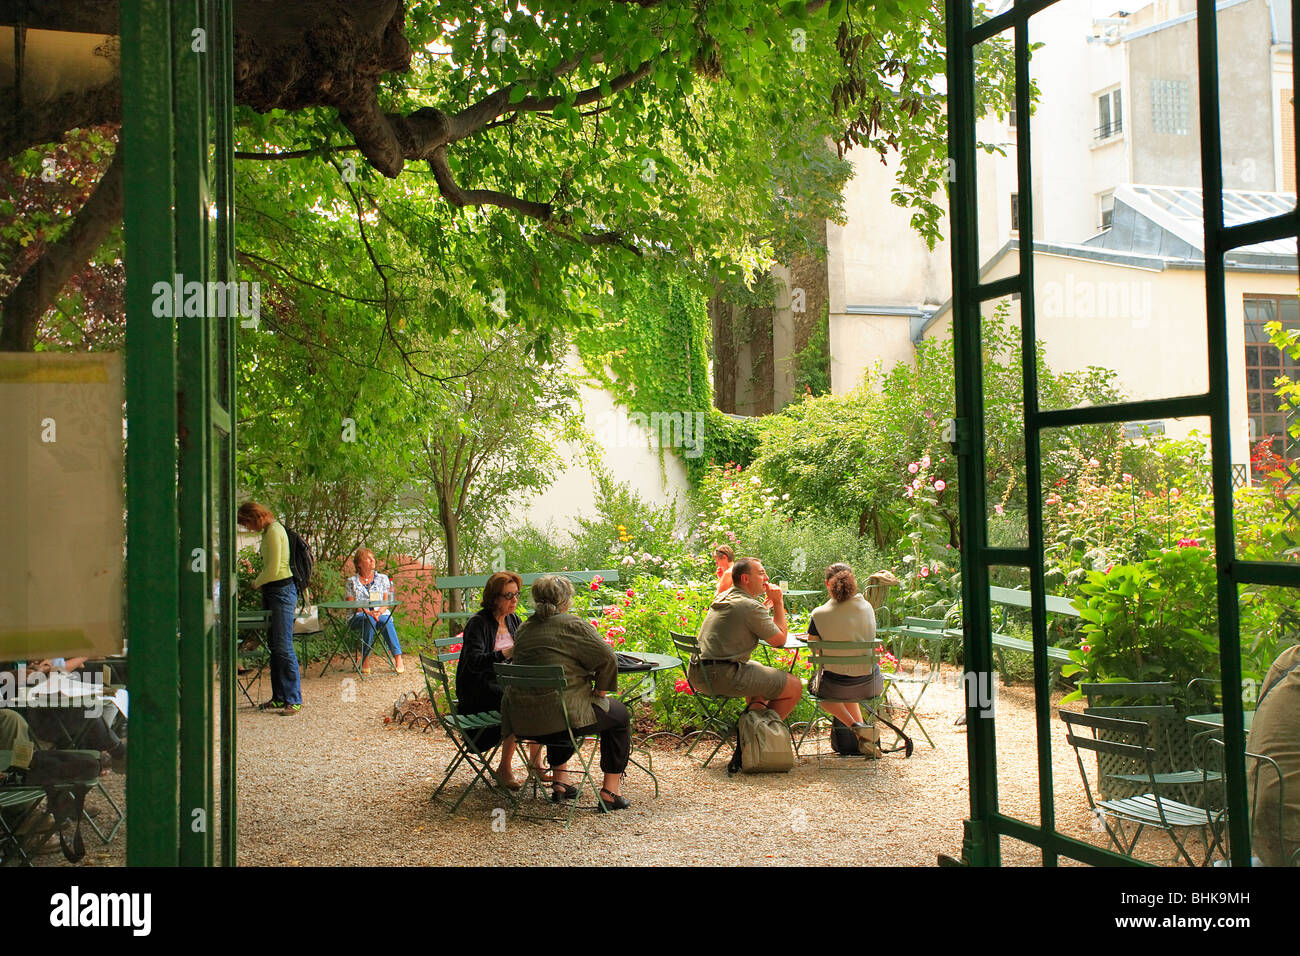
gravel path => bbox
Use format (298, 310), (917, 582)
(26, 658), (1202, 867)
(232, 660), (1148, 867)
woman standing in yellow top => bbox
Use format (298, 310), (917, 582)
(238, 501), (302, 713)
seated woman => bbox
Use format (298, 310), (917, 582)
(807, 563), (885, 751)
(713, 544), (736, 596)
(345, 548), (404, 675)
(500, 574), (633, 810)
(454, 571), (538, 791)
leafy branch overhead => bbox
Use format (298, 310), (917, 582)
(1, 0), (1021, 351)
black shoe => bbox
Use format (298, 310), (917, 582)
(550, 782), (579, 803)
(598, 788), (630, 811)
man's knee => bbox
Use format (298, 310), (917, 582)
(781, 674), (802, 699)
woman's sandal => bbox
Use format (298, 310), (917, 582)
(550, 782), (579, 803)
(598, 788), (630, 811)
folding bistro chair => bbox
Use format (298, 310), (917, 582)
(236, 610), (272, 707)
(0, 748), (106, 866)
(794, 638), (910, 760)
(1198, 734), (1298, 867)
(0, 750), (48, 866)
(669, 631), (745, 763)
(1061, 710), (1220, 866)
(876, 617), (949, 748)
(493, 663), (606, 829)
(419, 642), (514, 814)
(1082, 682), (1220, 805)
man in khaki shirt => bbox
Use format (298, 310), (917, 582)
(688, 557), (803, 718)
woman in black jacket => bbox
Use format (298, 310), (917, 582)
(454, 571), (536, 790)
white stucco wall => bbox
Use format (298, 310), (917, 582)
(923, 248), (1295, 467)
(509, 371), (692, 536)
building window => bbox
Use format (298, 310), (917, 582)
(1096, 88), (1122, 140)
(1010, 192), (1019, 233)
(1008, 92), (1017, 129)
(1244, 294), (1300, 476)
(1099, 190), (1115, 231)
(1151, 79), (1191, 135)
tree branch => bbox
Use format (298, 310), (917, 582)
(1, 150), (124, 351)
(427, 146), (553, 220)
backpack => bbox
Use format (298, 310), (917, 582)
(728, 707), (795, 774)
(830, 719), (862, 756)
(284, 525), (314, 599)
(22, 749), (103, 863)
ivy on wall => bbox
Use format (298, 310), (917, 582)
(574, 271), (759, 484)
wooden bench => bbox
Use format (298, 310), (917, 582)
(435, 570), (620, 635)
(989, 585), (1079, 687)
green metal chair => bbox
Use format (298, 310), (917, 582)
(418, 642), (513, 814)
(1198, 734), (1298, 866)
(793, 638), (898, 760)
(1061, 710), (1220, 866)
(875, 616), (948, 748)
(1081, 682), (1220, 805)
(493, 662), (607, 830)
(0, 748), (106, 866)
(669, 631), (745, 766)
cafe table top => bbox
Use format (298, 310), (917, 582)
(1186, 712), (1255, 732)
(617, 651), (681, 673)
(316, 599), (399, 611)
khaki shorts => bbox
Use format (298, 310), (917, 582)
(689, 659), (789, 701)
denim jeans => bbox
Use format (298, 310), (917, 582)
(261, 578), (301, 705)
(350, 613), (402, 659)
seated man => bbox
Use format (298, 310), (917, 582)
(1246, 644), (1300, 866)
(688, 557), (802, 718)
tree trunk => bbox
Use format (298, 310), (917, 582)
(1, 151), (123, 351)
(437, 488), (462, 613)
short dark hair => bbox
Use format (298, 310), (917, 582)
(713, 544), (735, 561)
(732, 556), (760, 586)
(481, 571), (523, 612)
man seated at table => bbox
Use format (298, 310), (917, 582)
(1246, 643), (1300, 866)
(688, 557), (802, 718)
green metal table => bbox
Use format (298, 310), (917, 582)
(1187, 712), (1255, 733)
(235, 611), (271, 706)
(615, 651), (681, 705)
(316, 600), (400, 678)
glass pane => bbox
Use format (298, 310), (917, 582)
(982, 295), (1027, 547)
(1025, 2), (1209, 412)
(979, 565), (1043, 830)
(1044, 418), (1220, 866)
(1215, 1), (1297, 224)
(974, 26), (1020, 270)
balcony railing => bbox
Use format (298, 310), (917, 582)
(1094, 119), (1123, 141)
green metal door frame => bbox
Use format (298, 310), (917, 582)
(946, 0), (1300, 866)
(121, 0), (237, 866)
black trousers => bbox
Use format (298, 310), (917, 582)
(535, 698), (631, 775)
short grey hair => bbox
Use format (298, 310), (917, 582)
(530, 574), (574, 618)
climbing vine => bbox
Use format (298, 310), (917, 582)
(575, 271), (755, 483)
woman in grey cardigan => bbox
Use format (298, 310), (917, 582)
(500, 575), (633, 810)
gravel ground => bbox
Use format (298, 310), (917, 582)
(25, 657), (1210, 867)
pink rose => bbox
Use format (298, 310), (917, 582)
(919, 566), (930, 578)
(934, 479), (947, 492)
(1080, 644), (1091, 653)
(908, 462), (920, 474)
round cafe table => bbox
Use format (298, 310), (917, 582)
(614, 650), (682, 704)
(316, 599), (400, 678)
